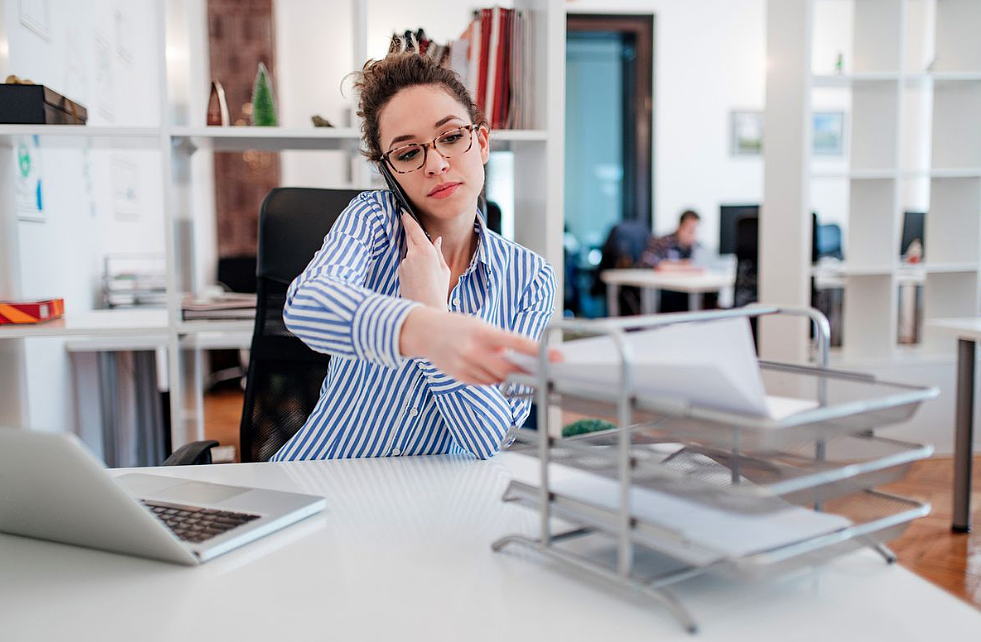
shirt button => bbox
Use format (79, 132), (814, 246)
(391, 448), (401, 456)
(409, 407), (418, 417)
(452, 297), (460, 307)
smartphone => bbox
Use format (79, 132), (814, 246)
(379, 161), (432, 242)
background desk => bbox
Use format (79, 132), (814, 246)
(926, 318), (981, 532)
(600, 269), (735, 316)
(1, 453), (979, 641)
(0, 310), (251, 466)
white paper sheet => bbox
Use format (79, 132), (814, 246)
(501, 452), (852, 565)
(511, 317), (817, 419)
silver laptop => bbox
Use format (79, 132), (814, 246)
(0, 429), (326, 565)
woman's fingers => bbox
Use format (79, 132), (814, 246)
(479, 352), (523, 382)
(401, 212), (430, 247)
(435, 237), (449, 268)
(482, 328), (539, 358)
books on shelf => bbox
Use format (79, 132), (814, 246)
(391, 7), (532, 130)
(181, 292), (256, 321)
(0, 298), (64, 325)
(460, 7), (531, 130)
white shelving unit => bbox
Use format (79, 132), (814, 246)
(0, 0), (566, 452)
(803, 0), (981, 361)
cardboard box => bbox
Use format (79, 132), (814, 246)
(0, 298), (65, 324)
(0, 84), (87, 125)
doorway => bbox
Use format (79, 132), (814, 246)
(565, 14), (653, 316)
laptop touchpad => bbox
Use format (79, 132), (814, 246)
(159, 482), (250, 505)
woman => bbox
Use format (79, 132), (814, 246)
(271, 53), (556, 461)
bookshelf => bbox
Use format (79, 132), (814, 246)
(0, 0), (566, 451)
(765, 0), (981, 363)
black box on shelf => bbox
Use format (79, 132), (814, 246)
(0, 84), (88, 125)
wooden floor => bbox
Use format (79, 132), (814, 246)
(204, 390), (981, 611)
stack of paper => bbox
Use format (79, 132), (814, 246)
(510, 317), (815, 420)
(501, 452), (852, 565)
(181, 292), (256, 321)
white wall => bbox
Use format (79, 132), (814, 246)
(274, 0), (356, 190)
(2, 0), (163, 432)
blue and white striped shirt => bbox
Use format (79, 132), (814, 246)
(270, 190), (555, 461)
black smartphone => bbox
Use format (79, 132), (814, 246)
(379, 161), (432, 242)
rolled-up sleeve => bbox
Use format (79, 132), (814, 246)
(283, 193), (420, 369)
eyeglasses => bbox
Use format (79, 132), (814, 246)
(382, 124), (478, 174)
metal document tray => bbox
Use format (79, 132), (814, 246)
(503, 481), (928, 581)
(512, 361), (938, 451)
(509, 431), (933, 512)
(494, 306), (936, 634)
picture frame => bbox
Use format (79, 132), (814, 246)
(812, 111), (845, 156)
(730, 110), (764, 156)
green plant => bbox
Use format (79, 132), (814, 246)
(251, 62), (277, 126)
(561, 418), (617, 438)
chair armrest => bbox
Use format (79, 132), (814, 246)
(163, 440), (220, 466)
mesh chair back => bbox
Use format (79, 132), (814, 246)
(240, 188), (363, 462)
(733, 214), (759, 308)
(592, 220), (651, 315)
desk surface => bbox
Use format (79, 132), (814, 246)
(927, 317), (981, 341)
(0, 308), (168, 339)
(1, 453), (979, 641)
(600, 269), (734, 292)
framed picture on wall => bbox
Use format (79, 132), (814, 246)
(812, 111), (846, 156)
(730, 110), (764, 156)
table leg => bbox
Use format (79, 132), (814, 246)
(641, 288), (654, 315)
(607, 283), (619, 317)
(953, 338), (975, 533)
(688, 292), (703, 311)
(98, 352), (119, 467)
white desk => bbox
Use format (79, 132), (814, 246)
(811, 263), (927, 289)
(0, 310), (253, 466)
(926, 318), (981, 532)
(601, 269), (735, 316)
(1, 453), (978, 640)
(0, 308), (169, 339)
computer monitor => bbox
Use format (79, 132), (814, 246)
(901, 211), (925, 258)
(719, 204), (759, 255)
(719, 205), (821, 261)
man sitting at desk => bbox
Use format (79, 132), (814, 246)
(638, 210), (706, 312)
(638, 209), (701, 271)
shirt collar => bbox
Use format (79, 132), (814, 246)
(472, 211), (492, 270)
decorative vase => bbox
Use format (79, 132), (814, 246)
(207, 80), (229, 126)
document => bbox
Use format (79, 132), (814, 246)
(501, 452), (852, 565)
(510, 317), (816, 420)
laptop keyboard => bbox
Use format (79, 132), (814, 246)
(141, 499), (261, 544)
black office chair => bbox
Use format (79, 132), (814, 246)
(733, 214), (759, 309)
(592, 220), (650, 316)
(164, 187), (362, 465)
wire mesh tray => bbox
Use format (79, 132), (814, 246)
(725, 490), (927, 579)
(511, 360), (938, 451)
(508, 430), (933, 512)
(503, 480), (928, 581)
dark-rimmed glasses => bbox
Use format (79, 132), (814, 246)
(382, 124), (478, 174)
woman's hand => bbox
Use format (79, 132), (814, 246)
(398, 213), (450, 310)
(399, 306), (549, 385)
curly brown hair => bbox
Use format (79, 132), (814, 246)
(351, 52), (486, 162)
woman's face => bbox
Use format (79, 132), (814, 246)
(377, 84), (490, 222)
